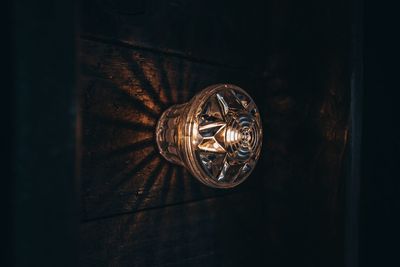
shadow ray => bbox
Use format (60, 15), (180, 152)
(91, 153), (161, 217)
(89, 138), (154, 162)
(111, 82), (161, 119)
(176, 59), (184, 103)
(187, 79), (198, 101)
(130, 161), (168, 212)
(115, 151), (160, 188)
(119, 163), (168, 261)
(154, 57), (173, 105)
(144, 166), (182, 264)
(181, 61), (193, 102)
(158, 164), (174, 205)
(121, 50), (167, 110)
(89, 114), (155, 132)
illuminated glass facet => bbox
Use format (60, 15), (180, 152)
(156, 84), (262, 188)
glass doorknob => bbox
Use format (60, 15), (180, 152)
(156, 84), (262, 188)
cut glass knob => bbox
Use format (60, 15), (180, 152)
(156, 84), (262, 188)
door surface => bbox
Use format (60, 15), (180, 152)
(79, 1), (351, 266)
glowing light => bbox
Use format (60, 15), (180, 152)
(155, 84), (263, 189)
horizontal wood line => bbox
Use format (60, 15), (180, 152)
(81, 190), (246, 223)
(79, 34), (261, 75)
(82, 73), (198, 93)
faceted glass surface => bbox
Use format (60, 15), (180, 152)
(156, 84), (262, 188)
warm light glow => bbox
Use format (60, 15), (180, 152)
(156, 84), (262, 189)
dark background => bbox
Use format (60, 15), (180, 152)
(4, 0), (400, 266)
(360, 1), (400, 266)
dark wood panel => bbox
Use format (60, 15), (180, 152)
(80, 191), (265, 267)
(80, 30), (350, 265)
(80, 0), (352, 266)
(81, 0), (269, 68)
(80, 39), (265, 221)
(256, 1), (351, 266)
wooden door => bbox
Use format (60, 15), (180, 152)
(79, 1), (351, 266)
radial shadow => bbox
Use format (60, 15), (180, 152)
(82, 48), (207, 221)
(154, 56), (174, 105)
(114, 151), (160, 189)
(176, 58), (185, 103)
(157, 164), (175, 206)
(90, 114), (155, 132)
(89, 138), (154, 162)
(120, 50), (168, 110)
(109, 81), (161, 119)
(87, 151), (161, 219)
(130, 160), (168, 211)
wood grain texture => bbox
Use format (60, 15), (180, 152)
(79, 0), (351, 266)
(80, 192), (265, 267)
(81, 0), (269, 68)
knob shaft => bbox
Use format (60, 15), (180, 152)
(156, 84), (262, 188)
